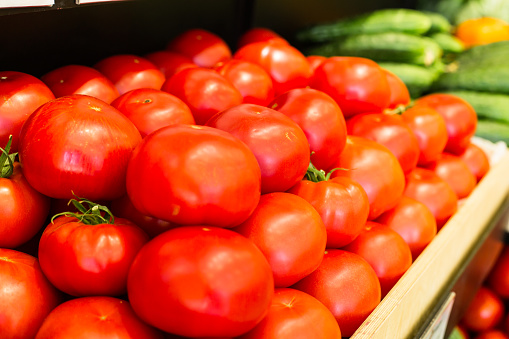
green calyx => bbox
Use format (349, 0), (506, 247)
(0, 135), (17, 179)
(51, 195), (115, 225)
(305, 161), (347, 182)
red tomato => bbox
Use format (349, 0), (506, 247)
(328, 136), (406, 220)
(292, 249), (381, 337)
(110, 88), (195, 137)
(270, 88), (347, 171)
(401, 104), (448, 165)
(383, 69), (411, 110)
(126, 124), (261, 227)
(94, 54), (165, 95)
(346, 112), (420, 174)
(404, 168), (458, 229)
(288, 176), (369, 248)
(215, 59), (275, 106)
(306, 55), (327, 74)
(423, 153), (477, 199)
(474, 330), (509, 339)
(460, 142), (490, 182)
(41, 64), (119, 104)
(487, 246), (509, 299)
(376, 196), (437, 260)
(19, 95), (142, 200)
(461, 287), (505, 332)
(417, 93), (477, 155)
(35, 296), (164, 339)
(127, 226), (274, 337)
(206, 104), (310, 194)
(309, 57), (391, 118)
(144, 50), (197, 78)
(237, 288), (341, 339)
(233, 192), (326, 287)
(237, 27), (288, 49)
(233, 41), (312, 96)
(0, 71), (55, 152)
(161, 67), (243, 125)
(0, 249), (61, 339)
(342, 221), (413, 297)
(167, 28), (232, 68)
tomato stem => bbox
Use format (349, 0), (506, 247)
(0, 135), (17, 179)
(305, 161), (349, 182)
(51, 194), (115, 225)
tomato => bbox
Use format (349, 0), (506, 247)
(233, 41), (312, 96)
(270, 88), (347, 171)
(166, 28), (232, 68)
(161, 67), (243, 125)
(35, 296), (164, 339)
(309, 57), (391, 118)
(306, 55), (327, 74)
(237, 27), (288, 49)
(376, 196), (437, 260)
(94, 54), (165, 95)
(288, 176), (369, 248)
(455, 17), (509, 48)
(460, 142), (490, 182)
(328, 136), (406, 220)
(0, 249), (61, 339)
(474, 330), (509, 339)
(342, 221), (413, 297)
(206, 103), (310, 194)
(461, 286), (505, 332)
(401, 104), (448, 165)
(237, 288), (341, 339)
(215, 59), (275, 106)
(41, 64), (119, 104)
(346, 112), (420, 174)
(126, 124), (261, 227)
(144, 50), (197, 78)
(110, 88), (195, 138)
(127, 226), (274, 337)
(404, 168), (458, 229)
(487, 246), (509, 299)
(19, 94), (142, 200)
(417, 93), (477, 155)
(233, 192), (326, 287)
(383, 68), (411, 110)
(292, 249), (381, 337)
(0, 71), (55, 152)
(423, 153), (477, 199)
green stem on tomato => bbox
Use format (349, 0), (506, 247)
(51, 195), (115, 225)
(305, 161), (349, 182)
(0, 135), (17, 179)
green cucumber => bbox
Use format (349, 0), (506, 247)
(475, 120), (509, 145)
(429, 33), (464, 54)
(432, 66), (509, 94)
(378, 63), (439, 98)
(296, 9), (432, 43)
(453, 41), (509, 68)
(422, 11), (452, 34)
(306, 32), (443, 67)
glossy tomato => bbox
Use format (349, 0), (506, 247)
(270, 88), (347, 171)
(474, 330), (509, 339)
(206, 103), (310, 193)
(460, 142), (490, 182)
(461, 286), (505, 332)
(127, 226), (274, 337)
(487, 246), (509, 299)
(41, 64), (119, 104)
(292, 249), (381, 337)
(161, 67), (243, 125)
(0, 71), (55, 152)
(110, 88), (194, 137)
(126, 124), (261, 227)
(237, 27), (288, 49)
(237, 288), (341, 339)
(0, 249), (61, 339)
(309, 57), (391, 117)
(383, 68), (411, 110)
(94, 54), (165, 95)
(35, 296), (164, 339)
(306, 55), (327, 74)
(233, 192), (326, 287)
(167, 28), (232, 68)
(144, 50), (197, 78)
(19, 94), (142, 200)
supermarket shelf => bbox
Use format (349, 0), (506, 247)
(0, 0), (132, 16)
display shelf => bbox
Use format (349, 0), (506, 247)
(0, 0), (131, 16)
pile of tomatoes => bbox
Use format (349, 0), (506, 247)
(0, 27), (491, 338)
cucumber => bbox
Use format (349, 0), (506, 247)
(475, 120), (509, 145)
(453, 41), (509, 68)
(432, 66), (509, 94)
(428, 33), (464, 54)
(422, 11), (452, 34)
(437, 90), (509, 123)
(378, 63), (439, 98)
(296, 9), (432, 43)
(306, 32), (443, 67)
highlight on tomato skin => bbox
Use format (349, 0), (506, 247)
(459, 142), (490, 183)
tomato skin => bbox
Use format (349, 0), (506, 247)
(233, 192), (326, 287)
(35, 296), (164, 339)
(237, 288), (341, 339)
(288, 177), (369, 248)
(161, 67), (243, 125)
(416, 94), (477, 155)
(94, 54), (165, 95)
(487, 247), (509, 299)
(0, 71), (55, 153)
(383, 69), (411, 109)
(460, 143), (490, 182)
(292, 249), (381, 337)
(18, 95), (142, 200)
(206, 104), (310, 194)
(270, 88), (347, 171)
(306, 55), (327, 74)
(41, 65), (120, 104)
(126, 124), (261, 227)
(474, 330), (509, 339)
(110, 88), (195, 138)
(309, 57), (391, 118)
(0, 249), (62, 339)
(461, 287), (505, 332)
(144, 50), (197, 78)
(237, 27), (288, 49)
(127, 226), (274, 337)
